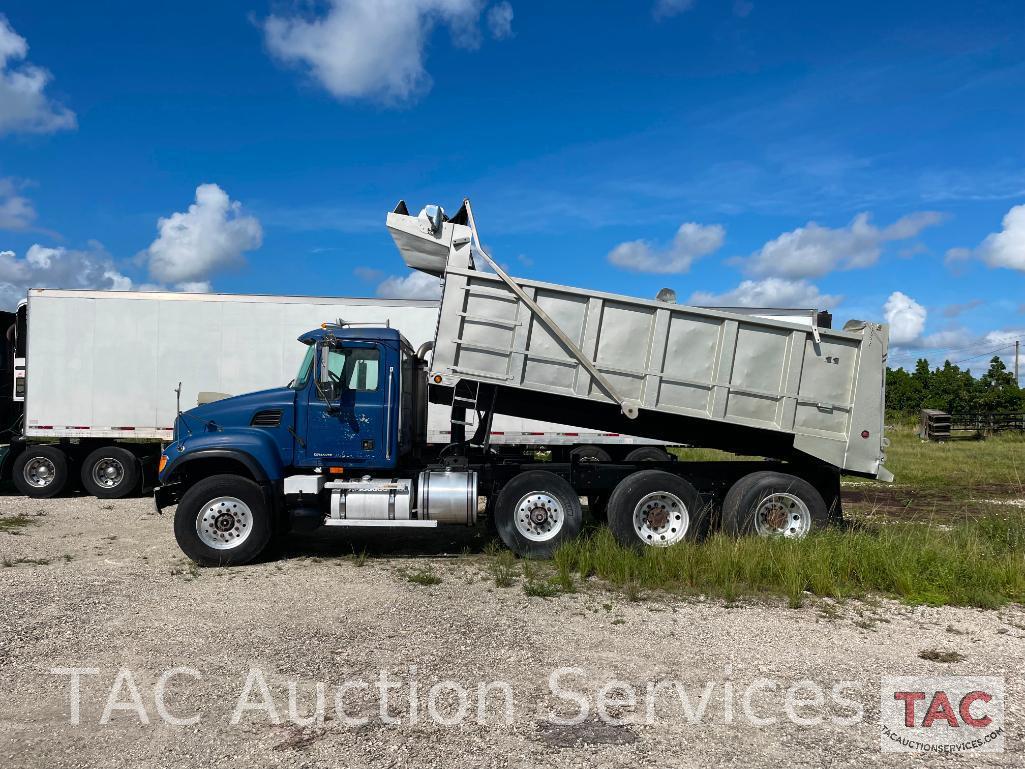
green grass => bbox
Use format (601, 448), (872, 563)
(490, 550), (517, 588)
(554, 515), (1025, 609)
(523, 579), (561, 598)
(871, 424), (1025, 494)
(402, 566), (442, 586)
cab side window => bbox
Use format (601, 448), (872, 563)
(318, 346), (380, 401)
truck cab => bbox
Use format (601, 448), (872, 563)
(155, 324), (449, 564)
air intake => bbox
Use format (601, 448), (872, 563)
(250, 409), (282, 428)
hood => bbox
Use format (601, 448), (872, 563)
(179, 386), (295, 432)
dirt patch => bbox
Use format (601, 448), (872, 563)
(535, 717), (638, 748)
(842, 483), (1023, 522)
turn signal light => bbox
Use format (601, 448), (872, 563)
(158, 455), (168, 472)
(433, 375), (442, 384)
(328, 467), (344, 474)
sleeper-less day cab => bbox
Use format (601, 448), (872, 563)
(156, 199), (891, 563)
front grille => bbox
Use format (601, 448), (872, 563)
(251, 409), (282, 428)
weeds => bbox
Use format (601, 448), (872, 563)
(523, 579), (561, 598)
(351, 550), (368, 568)
(490, 551), (517, 588)
(0, 514), (37, 534)
(4, 556), (52, 567)
(554, 512), (1025, 609)
(403, 567), (442, 586)
(170, 559), (200, 579)
(919, 648), (965, 663)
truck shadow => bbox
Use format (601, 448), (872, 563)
(279, 526), (495, 560)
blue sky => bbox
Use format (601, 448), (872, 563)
(0, 0), (1022, 373)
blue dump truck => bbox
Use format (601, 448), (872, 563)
(156, 200), (891, 564)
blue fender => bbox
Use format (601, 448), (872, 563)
(161, 428), (285, 484)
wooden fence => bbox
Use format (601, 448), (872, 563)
(920, 409), (1025, 440)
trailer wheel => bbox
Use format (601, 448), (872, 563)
(173, 474), (272, 566)
(494, 470), (583, 559)
(607, 470), (703, 549)
(12, 445), (69, 498)
(570, 445), (612, 462)
(80, 446), (139, 499)
(624, 446), (673, 462)
(722, 471), (827, 539)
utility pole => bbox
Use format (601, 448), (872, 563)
(1016, 340), (1020, 386)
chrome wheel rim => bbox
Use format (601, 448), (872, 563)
(91, 457), (125, 488)
(633, 491), (689, 547)
(24, 457), (56, 488)
(514, 492), (564, 542)
(196, 496), (253, 550)
(754, 493), (811, 538)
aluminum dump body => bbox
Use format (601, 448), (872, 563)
(387, 201), (892, 480)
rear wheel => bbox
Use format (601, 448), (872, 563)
(12, 445), (69, 498)
(722, 471), (827, 539)
(494, 470), (583, 558)
(80, 446), (139, 499)
(607, 470), (703, 549)
(173, 475), (272, 565)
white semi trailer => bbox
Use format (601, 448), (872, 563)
(0, 290), (682, 499)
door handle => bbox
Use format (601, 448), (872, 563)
(385, 366), (394, 460)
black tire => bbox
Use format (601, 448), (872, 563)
(570, 445), (612, 463)
(606, 469), (704, 550)
(173, 474), (272, 566)
(625, 446), (673, 462)
(12, 445), (69, 498)
(493, 470), (583, 559)
(721, 471), (827, 538)
(80, 446), (139, 499)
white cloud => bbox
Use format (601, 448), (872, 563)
(264, 0), (509, 104)
(0, 243), (131, 309)
(608, 222), (724, 274)
(976, 203), (1025, 271)
(487, 2), (514, 38)
(743, 211), (944, 279)
(883, 291), (926, 345)
(0, 16), (76, 136)
(653, 0), (695, 19)
(376, 271), (443, 299)
(690, 278), (841, 308)
(145, 184), (262, 284)
(0, 177), (35, 230)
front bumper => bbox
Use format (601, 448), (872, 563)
(153, 482), (183, 514)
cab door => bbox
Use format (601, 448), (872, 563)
(299, 341), (391, 468)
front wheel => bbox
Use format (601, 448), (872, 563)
(721, 471), (827, 539)
(494, 470), (583, 558)
(173, 475), (272, 565)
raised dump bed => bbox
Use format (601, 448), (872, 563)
(387, 200), (891, 480)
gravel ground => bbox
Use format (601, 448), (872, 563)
(1, 493), (1022, 768)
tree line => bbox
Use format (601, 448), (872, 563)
(886, 356), (1024, 416)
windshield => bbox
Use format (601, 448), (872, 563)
(291, 344), (315, 389)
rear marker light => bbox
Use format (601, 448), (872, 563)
(861, 430), (870, 439)
(433, 375), (443, 384)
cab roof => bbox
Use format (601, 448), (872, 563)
(297, 326), (409, 347)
